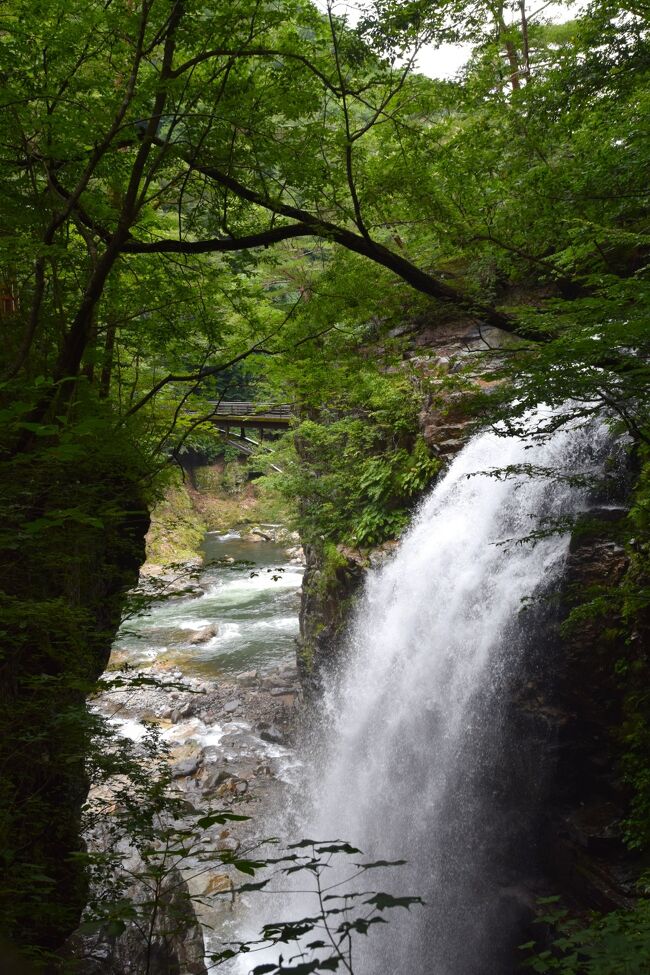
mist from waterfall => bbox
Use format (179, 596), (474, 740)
(253, 411), (614, 975)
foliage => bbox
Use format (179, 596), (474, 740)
(522, 895), (650, 974)
(74, 704), (421, 975)
(265, 376), (440, 547)
(144, 468), (206, 567)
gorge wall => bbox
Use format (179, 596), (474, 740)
(0, 434), (151, 957)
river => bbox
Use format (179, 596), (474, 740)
(92, 529), (306, 970)
(114, 530), (303, 678)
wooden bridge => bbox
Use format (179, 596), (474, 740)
(204, 402), (292, 470)
(207, 401), (292, 432)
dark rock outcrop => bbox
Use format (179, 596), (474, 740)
(67, 865), (207, 975)
(0, 450), (150, 957)
(537, 521), (643, 911)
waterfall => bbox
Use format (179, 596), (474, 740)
(251, 412), (614, 975)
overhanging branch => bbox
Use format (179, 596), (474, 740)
(121, 223), (313, 254)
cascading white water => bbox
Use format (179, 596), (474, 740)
(276, 410), (613, 975)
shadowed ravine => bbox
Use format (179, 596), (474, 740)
(259, 411), (614, 975)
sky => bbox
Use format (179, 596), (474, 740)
(314, 0), (590, 79)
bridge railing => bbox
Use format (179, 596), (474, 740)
(208, 401), (292, 418)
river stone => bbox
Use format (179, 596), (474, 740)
(171, 757), (200, 779)
(188, 871), (233, 899)
(237, 670), (259, 686)
(217, 836), (240, 852)
(259, 725), (284, 745)
(188, 623), (219, 644)
(223, 699), (241, 713)
(279, 663), (298, 678)
(201, 769), (235, 794)
(204, 873), (233, 895)
(270, 686), (297, 697)
(260, 675), (291, 690)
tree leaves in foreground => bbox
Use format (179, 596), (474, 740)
(210, 841), (422, 975)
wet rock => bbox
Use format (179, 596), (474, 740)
(270, 686), (297, 698)
(434, 438), (467, 456)
(214, 775), (249, 798)
(223, 699), (241, 714)
(201, 769), (236, 794)
(274, 694), (297, 710)
(188, 623), (219, 644)
(188, 872), (234, 898)
(249, 527), (272, 541)
(279, 663), (299, 679)
(204, 873), (233, 895)
(237, 670), (259, 686)
(217, 835), (241, 853)
(68, 865), (207, 975)
(259, 725), (285, 745)
(172, 757), (200, 779)
(261, 675), (292, 690)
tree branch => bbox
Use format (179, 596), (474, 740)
(121, 223), (313, 254)
(141, 150), (548, 337)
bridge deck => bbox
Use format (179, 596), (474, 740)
(208, 401), (292, 426)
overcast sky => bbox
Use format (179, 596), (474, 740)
(314, 1), (589, 79)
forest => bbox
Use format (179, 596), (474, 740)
(1, 0), (650, 972)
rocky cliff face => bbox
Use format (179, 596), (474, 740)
(535, 516), (642, 912)
(0, 458), (150, 956)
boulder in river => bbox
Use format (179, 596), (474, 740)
(201, 769), (236, 795)
(217, 835), (241, 852)
(188, 623), (219, 644)
(270, 686), (297, 698)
